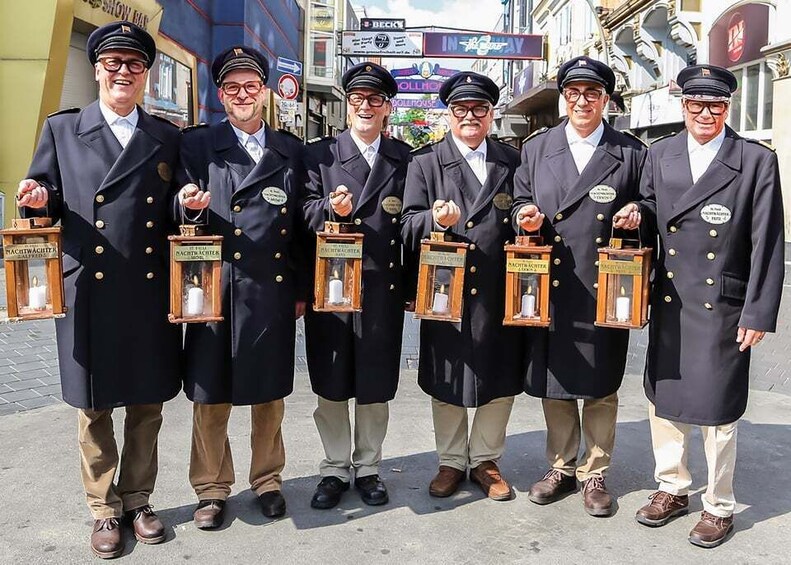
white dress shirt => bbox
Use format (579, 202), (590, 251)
(565, 121), (604, 174)
(231, 121), (266, 163)
(687, 128), (725, 184)
(99, 101), (138, 149)
(350, 130), (381, 169)
(451, 134), (488, 185)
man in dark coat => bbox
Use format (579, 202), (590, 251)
(302, 63), (412, 509)
(401, 72), (522, 501)
(176, 46), (307, 529)
(512, 56), (647, 517)
(619, 65), (785, 548)
(17, 21), (180, 558)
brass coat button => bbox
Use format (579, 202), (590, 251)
(664, 295), (672, 303)
(709, 229), (718, 237)
(502, 218), (509, 224)
(145, 247), (153, 254)
(594, 260), (600, 266)
(593, 282), (599, 289)
(234, 252), (242, 260)
(146, 196), (154, 204)
(281, 229), (288, 236)
(667, 271), (674, 279)
(668, 249), (676, 256)
(390, 239), (396, 246)
(707, 252), (716, 260)
(554, 258), (561, 265)
(275, 252), (282, 259)
(470, 266), (477, 273)
(95, 246), (104, 254)
(354, 218), (362, 225)
(555, 213), (563, 221)
(704, 302), (713, 310)
(233, 205), (241, 212)
(95, 272), (104, 280)
(470, 244), (476, 251)
(470, 288), (478, 295)
(392, 218), (398, 224)
(706, 278), (715, 285)
(552, 280), (560, 287)
(95, 194), (105, 203)
(389, 284), (395, 290)
(95, 220), (105, 229)
(597, 213), (605, 221)
(146, 221), (154, 228)
(389, 262), (394, 268)
(281, 207), (288, 215)
(275, 275), (283, 283)
(466, 221), (474, 228)
(234, 228), (242, 236)
(146, 272), (154, 279)
(554, 235), (562, 243)
(595, 237), (603, 244)
(669, 226), (677, 233)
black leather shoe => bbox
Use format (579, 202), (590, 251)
(355, 474), (389, 506)
(258, 491), (286, 518)
(311, 476), (350, 509)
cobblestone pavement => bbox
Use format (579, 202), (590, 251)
(2, 259), (790, 415)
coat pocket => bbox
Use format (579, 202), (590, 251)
(721, 272), (747, 301)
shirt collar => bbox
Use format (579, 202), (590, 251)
(350, 130), (381, 156)
(565, 120), (604, 147)
(230, 121), (266, 148)
(451, 134), (487, 160)
(99, 101), (139, 128)
(687, 127), (726, 154)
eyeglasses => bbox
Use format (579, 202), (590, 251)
(684, 100), (729, 116)
(346, 93), (389, 107)
(97, 57), (147, 75)
(221, 81), (265, 97)
(563, 88), (605, 103)
(449, 104), (491, 119)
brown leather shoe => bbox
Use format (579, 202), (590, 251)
(91, 518), (124, 559)
(635, 491), (689, 527)
(528, 469), (577, 505)
(581, 476), (613, 517)
(429, 465), (466, 497)
(689, 511), (734, 548)
(125, 505), (165, 544)
(194, 499), (226, 530)
(469, 461), (513, 501)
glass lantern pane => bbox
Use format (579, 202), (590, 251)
(430, 266), (453, 315)
(325, 258), (352, 306)
(182, 262), (208, 317)
(604, 254), (635, 324)
(514, 272), (540, 320)
(16, 258), (51, 314)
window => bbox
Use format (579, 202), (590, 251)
(144, 52), (193, 127)
(558, 4), (572, 46)
(727, 60), (773, 138)
(310, 31), (335, 78)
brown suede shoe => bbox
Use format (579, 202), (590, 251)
(194, 499), (226, 530)
(91, 518), (124, 559)
(125, 505), (165, 544)
(582, 476), (613, 517)
(469, 461), (513, 501)
(528, 469), (577, 505)
(429, 466), (466, 497)
(689, 511), (734, 548)
(635, 491), (689, 527)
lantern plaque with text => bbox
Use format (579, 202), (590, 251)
(168, 225), (223, 323)
(313, 221), (363, 312)
(503, 235), (552, 327)
(595, 235), (652, 329)
(1, 218), (66, 321)
(415, 232), (468, 323)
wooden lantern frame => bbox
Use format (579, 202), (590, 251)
(503, 235), (552, 327)
(1, 217), (66, 321)
(415, 232), (469, 323)
(313, 221), (363, 313)
(594, 235), (652, 329)
(168, 225), (224, 324)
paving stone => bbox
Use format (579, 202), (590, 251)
(4, 379), (48, 392)
(9, 361), (48, 372)
(0, 389), (42, 403)
(0, 404), (21, 416)
(32, 384), (62, 396)
(16, 396), (60, 410)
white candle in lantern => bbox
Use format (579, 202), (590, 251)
(615, 286), (631, 322)
(28, 276), (47, 310)
(432, 284), (449, 314)
(521, 286), (536, 318)
(328, 269), (344, 304)
(185, 275), (205, 316)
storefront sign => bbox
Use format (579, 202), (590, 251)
(311, 7), (335, 32)
(391, 98), (445, 109)
(341, 31), (423, 56)
(395, 79), (445, 93)
(390, 62), (458, 79)
(709, 3), (769, 67)
(629, 85), (683, 130)
(423, 32), (543, 60)
(361, 18), (406, 30)
(79, 0), (152, 29)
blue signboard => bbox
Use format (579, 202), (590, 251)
(422, 32), (543, 60)
(276, 57), (303, 76)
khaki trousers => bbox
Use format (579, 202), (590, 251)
(542, 392), (618, 482)
(189, 400), (285, 501)
(313, 396), (389, 481)
(77, 404), (163, 520)
(648, 402), (737, 518)
(431, 396), (515, 471)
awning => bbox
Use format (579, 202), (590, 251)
(503, 80), (558, 115)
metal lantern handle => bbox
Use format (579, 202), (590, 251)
(609, 223), (642, 249)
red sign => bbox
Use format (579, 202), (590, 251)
(709, 3), (768, 68)
(727, 13), (745, 63)
(278, 74), (299, 100)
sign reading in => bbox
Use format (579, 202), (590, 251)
(361, 18), (406, 30)
(423, 32), (543, 60)
(341, 31), (423, 56)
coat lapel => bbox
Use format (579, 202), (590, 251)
(438, 135), (479, 207)
(557, 122), (622, 213)
(75, 102), (122, 188)
(235, 126), (289, 194)
(356, 135), (399, 213)
(337, 130), (370, 201)
(213, 120), (256, 189)
(98, 107), (162, 193)
(466, 138), (509, 221)
(537, 123), (578, 219)
(657, 131), (694, 221)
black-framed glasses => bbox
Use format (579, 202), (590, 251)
(97, 57), (147, 75)
(449, 104), (491, 119)
(684, 99), (729, 116)
(563, 88), (604, 103)
(221, 81), (265, 97)
(346, 92), (389, 107)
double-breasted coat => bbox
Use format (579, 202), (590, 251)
(177, 121), (308, 406)
(23, 102), (182, 410)
(638, 127), (784, 425)
(302, 131), (412, 404)
(401, 134), (523, 408)
(512, 120), (647, 400)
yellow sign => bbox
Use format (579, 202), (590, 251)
(3, 243), (59, 261)
(311, 7), (335, 31)
(421, 250), (465, 268)
(506, 258), (549, 274)
(599, 259), (642, 276)
(174, 245), (222, 262)
(318, 242), (363, 259)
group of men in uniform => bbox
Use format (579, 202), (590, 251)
(16, 19), (783, 559)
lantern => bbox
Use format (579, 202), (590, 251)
(313, 221), (363, 312)
(1, 218), (66, 321)
(415, 232), (468, 323)
(594, 234), (652, 329)
(168, 225), (223, 323)
(503, 235), (552, 327)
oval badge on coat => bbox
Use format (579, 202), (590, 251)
(381, 196), (402, 214)
(589, 185), (617, 203)
(261, 187), (288, 205)
(493, 193), (513, 210)
(157, 162), (172, 182)
(700, 203), (732, 225)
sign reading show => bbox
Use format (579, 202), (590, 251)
(423, 32), (543, 60)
